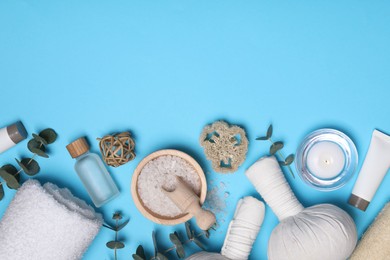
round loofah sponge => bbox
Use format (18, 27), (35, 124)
(200, 121), (248, 173)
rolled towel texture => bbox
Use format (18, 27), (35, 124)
(0, 180), (103, 260)
(221, 196), (265, 260)
(350, 202), (390, 260)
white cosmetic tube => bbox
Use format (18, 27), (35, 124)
(349, 129), (390, 211)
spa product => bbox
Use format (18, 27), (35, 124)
(349, 129), (390, 211)
(296, 128), (358, 190)
(187, 196), (265, 260)
(163, 176), (216, 230)
(0, 180), (102, 260)
(66, 137), (120, 207)
(200, 121), (248, 173)
(246, 156), (357, 260)
(187, 252), (230, 260)
(221, 196), (265, 260)
(136, 154), (201, 218)
(0, 121), (27, 153)
(350, 202), (390, 259)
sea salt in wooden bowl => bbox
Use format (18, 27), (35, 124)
(131, 149), (207, 225)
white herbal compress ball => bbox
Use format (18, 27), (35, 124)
(246, 156), (357, 260)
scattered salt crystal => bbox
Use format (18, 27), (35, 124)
(204, 185), (226, 214)
(203, 180), (230, 227)
(137, 155), (201, 217)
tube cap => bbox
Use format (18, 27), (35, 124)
(7, 121), (27, 144)
(348, 194), (370, 211)
(66, 137), (90, 158)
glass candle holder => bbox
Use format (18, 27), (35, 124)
(295, 129), (358, 191)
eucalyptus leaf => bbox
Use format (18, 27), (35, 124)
(112, 212), (122, 220)
(1, 165), (20, 189)
(132, 255), (145, 260)
(169, 232), (185, 258)
(0, 169), (20, 189)
(115, 241), (125, 249)
(0, 183), (4, 200)
(175, 244), (185, 259)
(156, 253), (168, 260)
(32, 134), (48, 146)
(116, 219), (129, 231)
(185, 222), (193, 240)
(28, 139), (48, 158)
(136, 245), (146, 259)
(169, 232), (182, 246)
(284, 154), (295, 165)
(39, 128), (57, 144)
(192, 237), (206, 250)
(255, 136), (269, 141)
(106, 241), (116, 249)
(102, 223), (115, 231)
(1, 164), (17, 174)
(270, 141), (284, 155)
(152, 231), (158, 257)
(16, 158), (40, 176)
(106, 241), (124, 249)
(266, 125), (273, 139)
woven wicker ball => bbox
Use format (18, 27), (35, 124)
(98, 132), (136, 167)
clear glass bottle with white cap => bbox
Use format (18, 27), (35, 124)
(66, 137), (120, 207)
(0, 121), (28, 153)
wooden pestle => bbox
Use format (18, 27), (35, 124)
(163, 176), (216, 230)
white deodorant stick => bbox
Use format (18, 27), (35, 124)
(0, 121), (28, 153)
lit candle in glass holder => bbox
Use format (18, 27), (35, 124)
(296, 129), (358, 191)
(306, 141), (346, 179)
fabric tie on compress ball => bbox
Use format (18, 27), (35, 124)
(0, 180), (103, 260)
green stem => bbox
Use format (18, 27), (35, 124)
(163, 245), (176, 254)
(269, 139), (295, 178)
(196, 232), (204, 238)
(162, 232), (205, 254)
(15, 142), (41, 177)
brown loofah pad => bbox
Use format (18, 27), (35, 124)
(97, 132), (136, 167)
(200, 121), (248, 173)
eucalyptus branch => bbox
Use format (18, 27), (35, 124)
(0, 128), (57, 201)
(269, 138), (295, 178)
(256, 124), (295, 178)
(105, 212), (129, 260)
(132, 222), (210, 260)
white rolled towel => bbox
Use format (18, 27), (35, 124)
(0, 180), (103, 260)
(221, 196), (265, 260)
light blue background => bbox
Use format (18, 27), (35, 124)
(1, 1), (389, 259)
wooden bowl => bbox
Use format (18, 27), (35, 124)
(131, 149), (207, 225)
